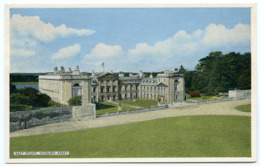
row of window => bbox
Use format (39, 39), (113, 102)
(100, 80), (116, 83)
(92, 85), (139, 93)
(140, 86), (166, 92)
(140, 93), (158, 99)
(120, 85), (138, 91)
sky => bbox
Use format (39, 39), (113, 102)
(9, 7), (251, 73)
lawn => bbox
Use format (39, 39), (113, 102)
(235, 104), (251, 112)
(116, 99), (157, 108)
(10, 115), (251, 158)
(188, 95), (228, 101)
(96, 102), (135, 114)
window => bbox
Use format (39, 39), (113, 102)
(113, 86), (116, 92)
(101, 86), (104, 93)
(107, 86), (111, 92)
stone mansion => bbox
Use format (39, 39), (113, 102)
(38, 66), (185, 105)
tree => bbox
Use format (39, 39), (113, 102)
(183, 51), (251, 95)
(10, 88), (51, 111)
(10, 83), (16, 94)
(179, 65), (186, 73)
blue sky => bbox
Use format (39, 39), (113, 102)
(10, 8), (251, 73)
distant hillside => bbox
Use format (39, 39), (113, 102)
(10, 73), (47, 82)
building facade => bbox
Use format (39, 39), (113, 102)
(39, 66), (185, 105)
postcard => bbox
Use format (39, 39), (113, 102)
(5, 4), (257, 163)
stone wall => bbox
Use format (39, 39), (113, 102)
(10, 107), (73, 132)
(96, 104), (168, 118)
(229, 90), (251, 99)
(72, 103), (96, 121)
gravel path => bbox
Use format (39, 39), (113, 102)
(10, 99), (251, 138)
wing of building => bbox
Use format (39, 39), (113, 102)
(39, 66), (185, 105)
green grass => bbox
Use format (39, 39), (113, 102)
(10, 115), (251, 158)
(236, 104), (251, 112)
(96, 102), (135, 115)
(116, 99), (157, 108)
(12, 82), (38, 84)
(188, 95), (228, 101)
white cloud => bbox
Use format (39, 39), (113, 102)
(128, 23), (250, 59)
(201, 23), (250, 46)
(11, 14), (95, 42)
(128, 30), (199, 58)
(11, 49), (36, 57)
(11, 38), (36, 47)
(52, 44), (81, 60)
(85, 43), (123, 58)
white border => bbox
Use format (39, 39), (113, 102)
(2, 2), (258, 164)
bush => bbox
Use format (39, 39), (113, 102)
(190, 91), (201, 97)
(10, 88), (51, 111)
(68, 96), (82, 106)
(10, 104), (33, 112)
(10, 93), (31, 105)
(50, 100), (66, 107)
(34, 93), (51, 107)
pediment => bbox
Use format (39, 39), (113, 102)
(156, 82), (168, 87)
(98, 73), (117, 80)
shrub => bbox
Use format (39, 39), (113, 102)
(34, 93), (51, 107)
(190, 91), (201, 97)
(10, 93), (31, 105)
(68, 96), (82, 106)
(10, 88), (52, 111)
(50, 100), (66, 107)
(10, 104), (33, 112)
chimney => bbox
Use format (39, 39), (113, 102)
(119, 71), (124, 77)
(91, 70), (95, 77)
(60, 66), (65, 74)
(164, 70), (169, 74)
(73, 66), (80, 75)
(111, 70), (113, 74)
(150, 73), (153, 78)
(68, 67), (72, 72)
(139, 70), (144, 78)
(129, 73), (133, 77)
(54, 67), (58, 74)
(173, 68), (178, 73)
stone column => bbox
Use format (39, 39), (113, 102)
(82, 78), (91, 106)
